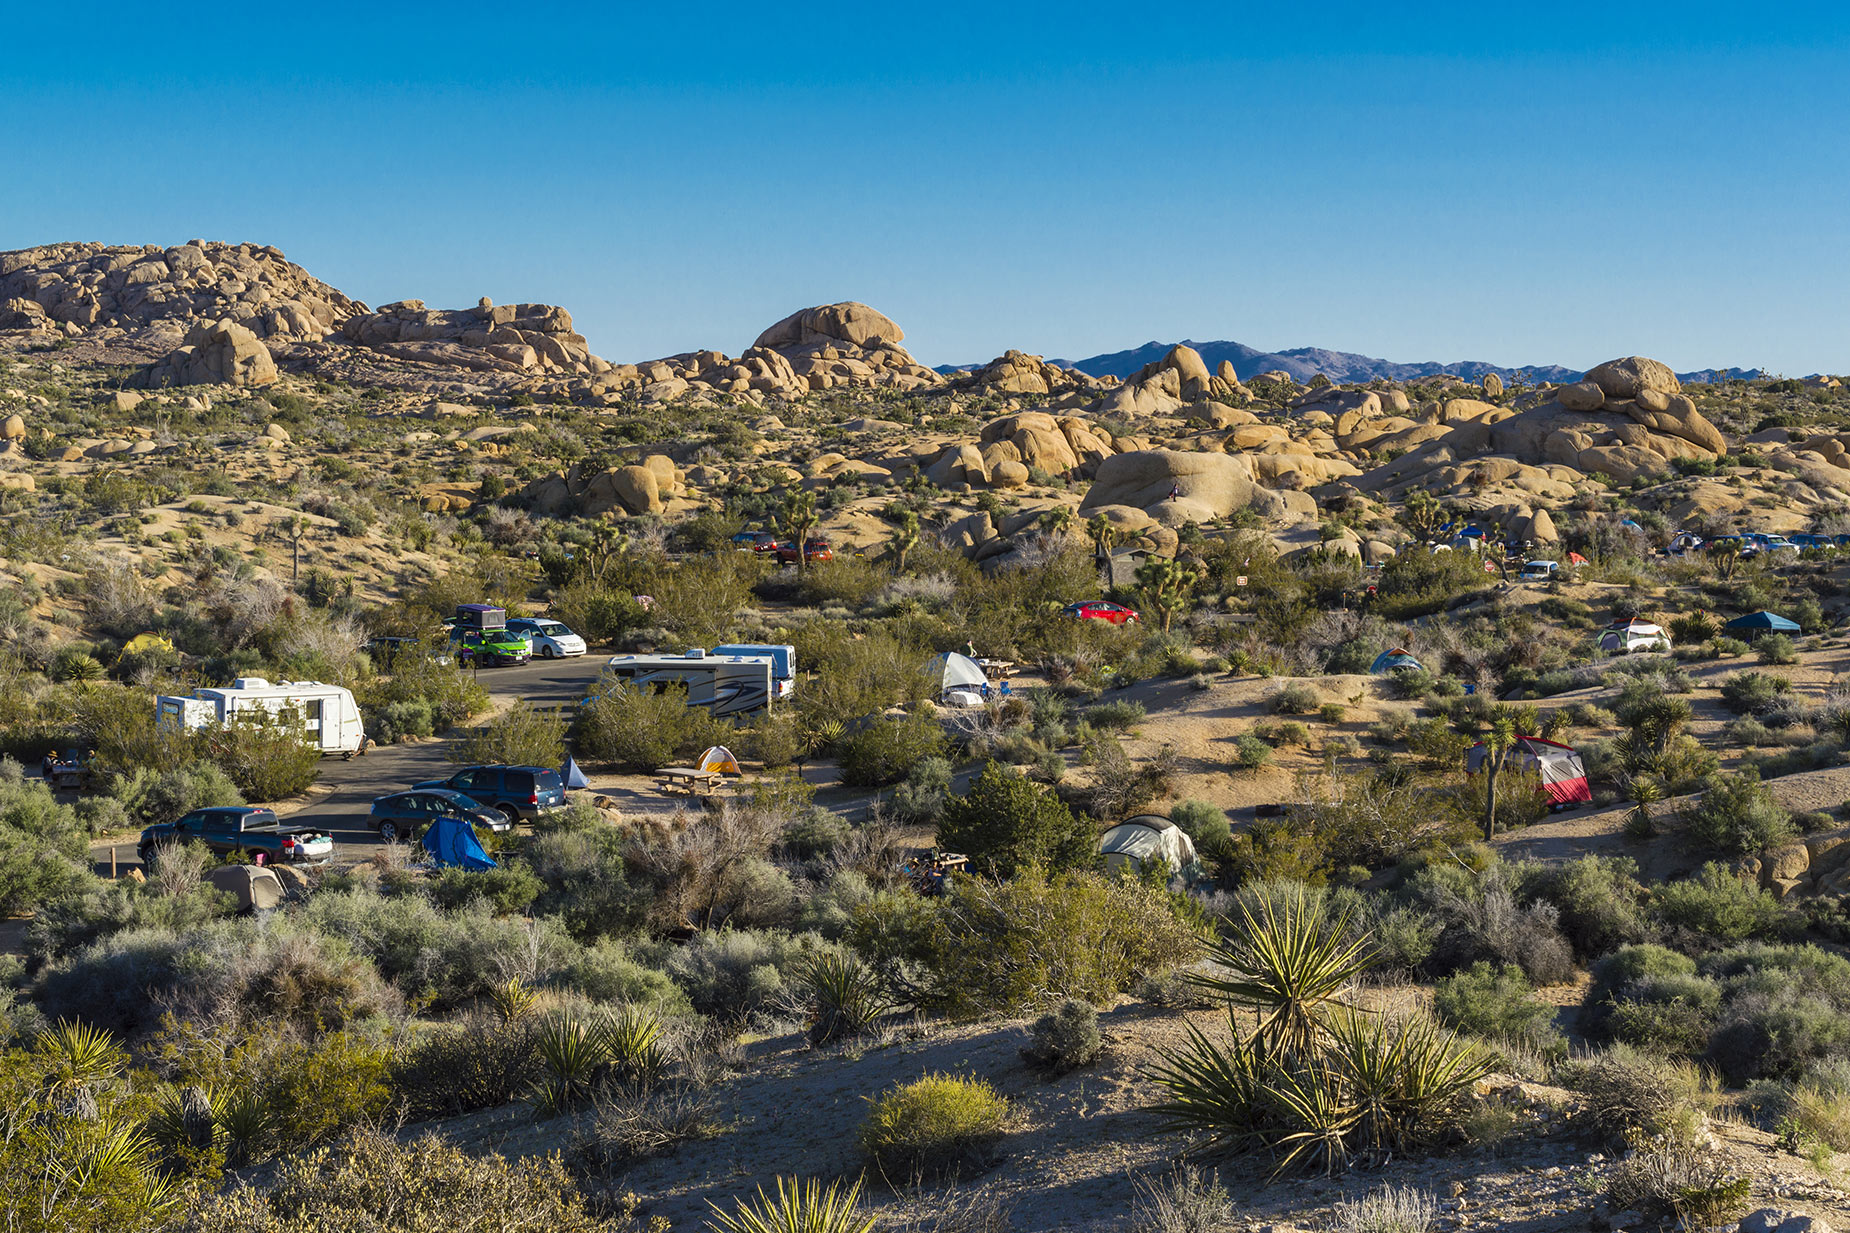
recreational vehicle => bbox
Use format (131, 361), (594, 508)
(712, 643), (796, 698)
(596, 651), (774, 719)
(156, 678), (367, 755)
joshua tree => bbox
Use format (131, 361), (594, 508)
(284, 514), (307, 583)
(889, 509), (920, 575)
(1086, 513), (1118, 566)
(1135, 557), (1204, 633)
(782, 491), (819, 574)
(1478, 714), (1519, 842)
(1040, 506), (1075, 537)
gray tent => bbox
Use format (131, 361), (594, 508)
(1099, 814), (1198, 873)
(206, 864), (285, 912)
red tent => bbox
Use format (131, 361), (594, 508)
(1465, 734), (1592, 808)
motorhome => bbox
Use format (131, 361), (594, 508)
(596, 651), (773, 719)
(156, 678), (367, 755)
(712, 643), (796, 698)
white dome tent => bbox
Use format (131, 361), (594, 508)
(926, 651), (990, 709)
(1098, 814), (1198, 873)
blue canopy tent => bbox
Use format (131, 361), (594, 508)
(1723, 611), (1801, 634)
(423, 815), (496, 871)
(1370, 648), (1425, 674)
(561, 754), (590, 790)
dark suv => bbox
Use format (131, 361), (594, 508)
(414, 765), (565, 821)
(139, 806), (334, 867)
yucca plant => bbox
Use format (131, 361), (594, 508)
(217, 1084), (273, 1167)
(804, 952), (893, 1046)
(489, 977), (539, 1023)
(36, 1019), (125, 1097)
(1260, 1064), (1358, 1176)
(1189, 884), (1373, 1065)
(707, 1175), (877, 1233)
(148, 1085), (222, 1165)
(600, 1003), (667, 1089)
(534, 1011), (610, 1114)
(1145, 1023), (1268, 1153)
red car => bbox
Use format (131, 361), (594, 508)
(731, 531), (783, 554)
(776, 538), (834, 565)
(1063, 600), (1139, 625)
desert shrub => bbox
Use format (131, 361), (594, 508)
(1772, 1061), (1850, 1153)
(110, 763), (244, 827)
(1266, 682), (1319, 714)
(197, 707), (321, 801)
(181, 1122), (626, 1233)
(1521, 856), (1650, 960)
(1756, 633), (1800, 665)
(547, 581), (649, 646)
(1558, 1045), (1701, 1144)
(524, 827), (649, 942)
(623, 804), (796, 933)
(803, 950), (892, 1045)
(1169, 799), (1231, 844)
(1085, 699), (1146, 731)
(1719, 670), (1792, 714)
(1023, 997), (1103, 1071)
(367, 696), (436, 744)
(1410, 862), (1576, 984)
(780, 811), (849, 863)
(1603, 1119), (1751, 1227)
(572, 1085), (723, 1175)
(450, 701), (567, 769)
(1232, 734), (1273, 770)
(892, 756), (953, 825)
(839, 712), (948, 788)
(553, 938), (688, 1010)
(859, 1073), (1011, 1176)
(394, 1012), (542, 1120)
(935, 761), (1092, 878)
(1652, 862), (1795, 947)
(0, 778), (92, 916)
(1679, 768), (1794, 854)
(1431, 961), (1558, 1049)
(1132, 1167), (1237, 1233)
(1329, 1186), (1438, 1233)
(425, 863), (543, 915)
(572, 683), (729, 772)
(861, 869), (1198, 1020)
(1702, 944), (1850, 1083)
(664, 928), (825, 1020)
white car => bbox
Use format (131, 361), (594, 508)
(506, 617), (587, 659)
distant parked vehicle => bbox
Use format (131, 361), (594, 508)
(1062, 600), (1140, 625)
(451, 628), (531, 667)
(732, 531), (783, 553)
(775, 538), (833, 565)
(1519, 560), (1559, 581)
(506, 617), (587, 659)
(414, 765), (565, 822)
(1598, 620), (1672, 655)
(369, 789), (511, 843)
(1790, 534), (1834, 550)
(156, 678), (366, 756)
(139, 806), (333, 868)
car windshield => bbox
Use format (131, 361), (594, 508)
(537, 622), (568, 635)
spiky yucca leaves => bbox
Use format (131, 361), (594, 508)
(490, 977), (540, 1023)
(36, 1019), (125, 1096)
(1188, 883), (1373, 1065)
(1146, 1022), (1268, 1153)
(601, 1003), (667, 1089)
(706, 1175), (877, 1233)
(1260, 1065), (1357, 1175)
(1324, 1009), (1486, 1156)
(534, 1013), (607, 1116)
(804, 952), (893, 1046)
(217, 1083), (275, 1167)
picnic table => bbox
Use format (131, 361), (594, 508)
(976, 658), (1017, 679)
(48, 765), (92, 792)
(655, 767), (726, 797)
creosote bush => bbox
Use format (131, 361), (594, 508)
(859, 1073), (1011, 1177)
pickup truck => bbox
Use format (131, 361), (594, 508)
(138, 806), (334, 868)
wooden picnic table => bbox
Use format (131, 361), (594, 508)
(49, 766), (92, 792)
(976, 658), (1016, 679)
(655, 767), (726, 797)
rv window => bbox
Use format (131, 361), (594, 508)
(305, 699), (323, 721)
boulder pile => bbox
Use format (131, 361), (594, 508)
(138, 319), (279, 388)
(921, 412), (1127, 489)
(519, 455), (687, 517)
(340, 299), (607, 376)
(1080, 448), (1317, 529)
(957, 350), (1105, 399)
(1095, 345), (1247, 417)
(0, 241), (362, 347)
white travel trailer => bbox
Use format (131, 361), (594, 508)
(156, 678), (367, 755)
(712, 643), (796, 698)
(598, 651), (774, 719)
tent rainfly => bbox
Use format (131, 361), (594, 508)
(926, 652), (990, 708)
(561, 755), (590, 790)
(696, 746), (741, 775)
(1723, 611), (1801, 634)
(423, 815), (497, 871)
(1099, 815), (1198, 872)
(1369, 648), (1424, 675)
(205, 864), (284, 912)
(1465, 734), (1592, 808)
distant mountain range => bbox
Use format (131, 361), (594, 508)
(939, 338), (1761, 385)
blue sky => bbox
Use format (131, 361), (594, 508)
(4, 3), (1846, 373)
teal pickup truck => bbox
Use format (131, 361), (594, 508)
(138, 806), (334, 868)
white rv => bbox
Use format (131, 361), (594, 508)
(597, 651), (773, 719)
(156, 678), (367, 755)
(712, 643), (796, 698)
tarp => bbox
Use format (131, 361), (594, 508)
(561, 755), (590, 790)
(121, 632), (176, 657)
(696, 745), (741, 775)
(1369, 648), (1425, 675)
(927, 652), (989, 707)
(1099, 815), (1198, 872)
(1723, 611), (1800, 634)
(1466, 734), (1592, 807)
(205, 864), (284, 912)
(423, 815), (496, 871)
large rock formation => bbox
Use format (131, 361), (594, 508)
(139, 318), (279, 388)
(0, 241), (362, 349)
(519, 454), (686, 517)
(959, 350), (1103, 397)
(340, 298), (606, 376)
(1080, 449), (1314, 526)
(1095, 344), (1247, 417)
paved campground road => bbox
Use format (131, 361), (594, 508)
(91, 655), (613, 873)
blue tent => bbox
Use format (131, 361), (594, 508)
(1370, 648), (1425, 674)
(1723, 610), (1801, 634)
(561, 754), (590, 790)
(423, 815), (496, 871)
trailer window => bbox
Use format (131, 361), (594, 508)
(305, 699), (323, 721)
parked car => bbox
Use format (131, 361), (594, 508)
(139, 806), (333, 868)
(732, 530), (783, 553)
(414, 765), (566, 821)
(1519, 560), (1559, 581)
(1791, 534), (1834, 550)
(451, 627), (532, 666)
(505, 617), (587, 659)
(775, 538), (834, 565)
(369, 789), (512, 843)
(1061, 600), (1140, 625)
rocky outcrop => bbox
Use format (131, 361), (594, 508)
(1079, 449), (1313, 526)
(139, 318), (278, 388)
(340, 298), (605, 376)
(519, 454), (686, 517)
(0, 241), (362, 347)
(923, 412), (1121, 488)
(1095, 345), (1247, 418)
(960, 350), (1103, 397)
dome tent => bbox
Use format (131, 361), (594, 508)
(423, 815), (497, 871)
(1369, 648), (1424, 675)
(1465, 734), (1592, 808)
(1099, 814), (1198, 873)
(926, 651), (989, 708)
(696, 746), (741, 775)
